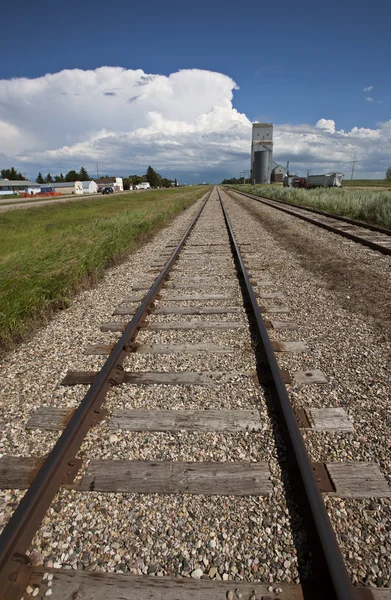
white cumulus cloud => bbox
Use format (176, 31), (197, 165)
(0, 67), (390, 180)
(363, 86), (374, 92)
(315, 119), (336, 134)
(274, 119), (391, 178)
(0, 67), (251, 180)
(366, 97), (374, 102)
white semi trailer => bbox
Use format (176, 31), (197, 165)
(284, 173), (344, 188)
(306, 173), (344, 188)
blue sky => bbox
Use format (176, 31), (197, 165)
(0, 0), (390, 181)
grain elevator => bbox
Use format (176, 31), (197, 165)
(251, 123), (273, 184)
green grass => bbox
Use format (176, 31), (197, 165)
(0, 194), (23, 200)
(342, 179), (391, 188)
(0, 187), (208, 349)
(228, 184), (391, 229)
(0, 195), (57, 205)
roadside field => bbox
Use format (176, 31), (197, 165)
(228, 184), (391, 229)
(0, 194), (23, 201)
(0, 186), (208, 349)
(342, 179), (391, 188)
(0, 191), (125, 211)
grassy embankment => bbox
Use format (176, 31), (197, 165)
(0, 194), (23, 201)
(229, 184), (391, 229)
(0, 186), (209, 349)
(342, 179), (391, 188)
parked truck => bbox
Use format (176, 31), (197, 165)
(284, 173), (344, 188)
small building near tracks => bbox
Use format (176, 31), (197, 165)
(81, 180), (99, 194)
(96, 177), (123, 192)
(48, 181), (84, 195)
(271, 164), (286, 183)
(0, 179), (41, 195)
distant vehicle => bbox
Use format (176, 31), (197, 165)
(306, 173), (344, 188)
(134, 182), (151, 190)
(101, 186), (114, 194)
(284, 173), (344, 188)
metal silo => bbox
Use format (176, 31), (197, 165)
(251, 123), (273, 184)
(253, 150), (272, 184)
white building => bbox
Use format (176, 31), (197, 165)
(49, 181), (84, 195)
(271, 163), (286, 183)
(81, 181), (99, 194)
(96, 177), (123, 191)
(0, 179), (40, 195)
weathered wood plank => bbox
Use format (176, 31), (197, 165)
(77, 460), (272, 495)
(271, 341), (309, 352)
(257, 292), (283, 299)
(25, 406), (352, 433)
(3, 457), (388, 498)
(253, 280), (274, 286)
(0, 457), (43, 489)
(85, 343), (115, 355)
(101, 322), (127, 332)
(148, 321), (245, 331)
(102, 320), (246, 333)
(177, 256), (233, 261)
(269, 320), (298, 330)
(154, 306), (242, 315)
(26, 407), (74, 430)
(168, 275), (235, 282)
(170, 268), (234, 275)
(262, 305), (290, 314)
(327, 462), (390, 498)
(292, 370), (328, 384)
(134, 283), (237, 291)
(120, 295), (145, 303)
(32, 568), (311, 600)
(62, 371), (257, 386)
(182, 242), (235, 246)
(167, 283), (237, 290)
(309, 408), (353, 431)
(134, 343), (233, 354)
(152, 260), (233, 267)
(161, 294), (233, 301)
(85, 343), (233, 356)
(112, 307), (137, 315)
(108, 409), (263, 432)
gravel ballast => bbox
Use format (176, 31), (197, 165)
(0, 187), (390, 590)
(223, 188), (391, 587)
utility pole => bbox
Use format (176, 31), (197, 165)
(96, 163), (100, 179)
(350, 160), (357, 180)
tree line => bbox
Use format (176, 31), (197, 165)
(221, 177), (245, 184)
(1, 165), (178, 187)
(123, 166), (177, 190)
(1, 167), (26, 180)
(36, 167), (90, 183)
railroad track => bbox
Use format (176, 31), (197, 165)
(228, 188), (391, 256)
(0, 187), (389, 599)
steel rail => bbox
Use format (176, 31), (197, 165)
(229, 188), (391, 256)
(0, 189), (212, 597)
(217, 188), (358, 600)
